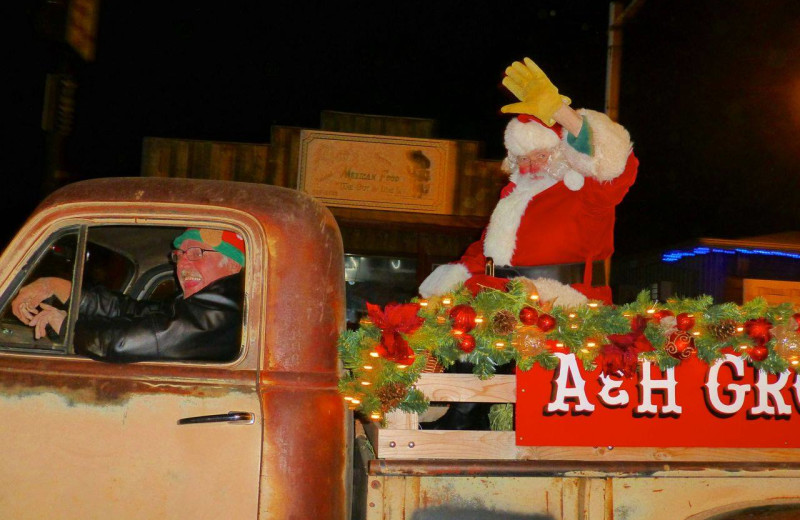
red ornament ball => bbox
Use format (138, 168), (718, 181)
(665, 331), (696, 360)
(519, 306), (539, 326)
(449, 304), (477, 333)
(458, 334), (476, 353)
(749, 344), (769, 362)
(537, 314), (556, 332)
(744, 318), (772, 343)
(676, 313), (696, 331)
(652, 309), (674, 324)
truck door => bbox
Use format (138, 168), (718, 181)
(0, 223), (262, 519)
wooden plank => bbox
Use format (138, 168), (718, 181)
(384, 410), (419, 430)
(375, 429), (800, 463)
(416, 373), (516, 403)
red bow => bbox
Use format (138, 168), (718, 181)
(597, 315), (653, 377)
(366, 302), (424, 365)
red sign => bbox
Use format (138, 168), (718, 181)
(516, 353), (800, 447)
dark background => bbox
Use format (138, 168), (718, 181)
(5, 0), (800, 255)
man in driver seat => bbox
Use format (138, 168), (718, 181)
(11, 228), (244, 362)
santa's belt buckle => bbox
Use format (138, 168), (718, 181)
(484, 257), (495, 277)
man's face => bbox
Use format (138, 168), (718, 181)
(175, 239), (242, 298)
(516, 149), (552, 175)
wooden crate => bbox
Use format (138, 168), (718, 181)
(370, 373), (800, 464)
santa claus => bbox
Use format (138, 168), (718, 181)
(419, 58), (639, 305)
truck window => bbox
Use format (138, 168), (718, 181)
(0, 231), (79, 352)
(0, 225), (245, 363)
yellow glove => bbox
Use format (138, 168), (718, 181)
(500, 57), (571, 126)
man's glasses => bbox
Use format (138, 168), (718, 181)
(170, 247), (219, 263)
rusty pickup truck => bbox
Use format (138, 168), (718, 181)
(0, 178), (349, 519)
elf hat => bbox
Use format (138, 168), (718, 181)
(173, 228), (245, 266)
(504, 115), (563, 156)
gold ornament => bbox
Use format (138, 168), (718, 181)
(491, 309), (517, 336)
(515, 278), (540, 301)
(773, 326), (800, 365)
(513, 326), (548, 357)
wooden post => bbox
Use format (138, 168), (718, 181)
(605, 1), (624, 122)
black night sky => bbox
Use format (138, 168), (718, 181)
(6, 0), (800, 255)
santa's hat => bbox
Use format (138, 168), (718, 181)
(504, 115), (562, 156)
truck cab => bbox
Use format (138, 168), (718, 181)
(0, 178), (350, 519)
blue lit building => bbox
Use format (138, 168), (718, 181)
(612, 232), (800, 305)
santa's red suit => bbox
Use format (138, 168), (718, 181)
(419, 109), (638, 304)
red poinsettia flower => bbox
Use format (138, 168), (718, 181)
(366, 302), (424, 365)
(597, 315), (653, 377)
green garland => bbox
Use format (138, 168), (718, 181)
(338, 282), (800, 420)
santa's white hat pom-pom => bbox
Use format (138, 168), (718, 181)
(563, 170), (585, 191)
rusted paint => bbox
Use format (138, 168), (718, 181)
(369, 459), (800, 478)
(0, 356), (254, 405)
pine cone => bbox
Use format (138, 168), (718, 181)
(491, 309), (517, 336)
(708, 319), (737, 341)
(377, 382), (408, 412)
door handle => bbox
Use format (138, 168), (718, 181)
(177, 411), (255, 425)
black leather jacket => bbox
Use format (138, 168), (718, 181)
(73, 273), (243, 362)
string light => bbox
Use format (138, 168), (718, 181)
(363, 365), (373, 370)
(588, 302), (599, 308)
(419, 300), (429, 307)
(370, 413), (381, 420)
(736, 326), (745, 333)
(442, 297), (452, 306)
(529, 294), (539, 301)
(474, 315), (485, 324)
(495, 341), (506, 349)
(369, 351), (380, 358)
(360, 381), (371, 386)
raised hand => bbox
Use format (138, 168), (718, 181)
(500, 57), (570, 126)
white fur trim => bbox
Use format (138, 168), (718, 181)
(523, 277), (588, 308)
(561, 109), (632, 182)
(419, 263), (471, 298)
(483, 174), (557, 265)
(504, 118), (560, 156)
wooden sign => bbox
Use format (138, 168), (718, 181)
(297, 130), (456, 214)
(516, 353), (800, 448)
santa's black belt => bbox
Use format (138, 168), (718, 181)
(491, 260), (606, 286)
